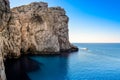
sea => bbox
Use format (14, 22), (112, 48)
(5, 43), (120, 80)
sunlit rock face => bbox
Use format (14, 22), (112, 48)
(0, 1), (78, 58)
(9, 2), (78, 55)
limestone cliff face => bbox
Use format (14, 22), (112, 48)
(0, 2), (78, 59)
(0, 0), (9, 79)
(7, 2), (78, 57)
(0, 1), (78, 80)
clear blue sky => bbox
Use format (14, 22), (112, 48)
(10, 0), (120, 43)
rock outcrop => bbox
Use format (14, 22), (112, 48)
(6, 2), (78, 57)
(0, 0), (78, 80)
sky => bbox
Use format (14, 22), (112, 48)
(10, 0), (120, 43)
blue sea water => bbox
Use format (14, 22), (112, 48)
(27, 43), (120, 80)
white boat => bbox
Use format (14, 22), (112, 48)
(80, 48), (88, 50)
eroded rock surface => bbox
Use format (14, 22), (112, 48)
(0, 1), (78, 59)
(8, 2), (78, 57)
(0, 1), (78, 80)
(0, 0), (10, 79)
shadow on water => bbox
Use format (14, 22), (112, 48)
(4, 52), (72, 80)
(27, 53), (70, 80)
(4, 56), (42, 80)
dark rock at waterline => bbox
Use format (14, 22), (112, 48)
(60, 46), (79, 52)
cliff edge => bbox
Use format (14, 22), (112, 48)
(0, 0), (78, 80)
(6, 2), (78, 58)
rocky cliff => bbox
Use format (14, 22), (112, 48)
(0, 0), (10, 79)
(7, 2), (78, 57)
(0, 0), (78, 80)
